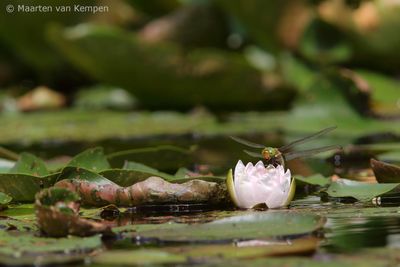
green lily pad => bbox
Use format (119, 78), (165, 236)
(0, 173), (58, 202)
(93, 237), (319, 265)
(0, 231), (102, 265)
(0, 192), (12, 210)
(0, 153), (59, 202)
(325, 179), (400, 201)
(135, 211), (325, 241)
(295, 174), (331, 187)
(68, 147), (111, 172)
(99, 169), (175, 187)
(10, 152), (49, 176)
(107, 145), (193, 170)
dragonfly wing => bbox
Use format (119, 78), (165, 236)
(283, 145), (342, 161)
(279, 126), (337, 152)
(230, 136), (265, 149)
(243, 150), (264, 159)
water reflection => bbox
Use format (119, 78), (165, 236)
(326, 216), (400, 252)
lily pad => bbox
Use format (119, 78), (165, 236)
(0, 231), (102, 265)
(93, 237), (319, 265)
(68, 147), (111, 172)
(10, 152), (49, 176)
(325, 179), (400, 201)
(0, 153), (59, 202)
(371, 159), (400, 183)
(107, 145), (193, 170)
(135, 211), (325, 241)
(0, 193), (12, 210)
(295, 174), (331, 187)
(0, 173), (58, 202)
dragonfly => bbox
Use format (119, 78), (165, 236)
(230, 126), (341, 167)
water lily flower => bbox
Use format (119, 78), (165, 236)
(226, 160), (295, 209)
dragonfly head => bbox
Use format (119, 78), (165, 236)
(262, 147), (280, 161)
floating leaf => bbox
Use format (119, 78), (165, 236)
(371, 159), (400, 183)
(35, 187), (112, 237)
(10, 152), (49, 176)
(93, 237), (319, 265)
(68, 147), (111, 172)
(135, 211), (325, 241)
(325, 179), (399, 201)
(0, 192), (12, 210)
(107, 145), (193, 170)
(0, 173), (58, 202)
(295, 174), (330, 187)
(0, 230), (102, 265)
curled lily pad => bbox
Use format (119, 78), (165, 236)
(371, 159), (400, 183)
(55, 168), (228, 207)
(35, 187), (111, 237)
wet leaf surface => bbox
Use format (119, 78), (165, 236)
(68, 147), (111, 172)
(325, 179), (399, 201)
(93, 237), (319, 265)
(132, 211), (325, 242)
(0, 192), (12, 210)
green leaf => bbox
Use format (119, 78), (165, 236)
(49, 23), (291, 110)
(58, 166), (114, 186)
(93, 237), (319, 265)
(325, 179), (400, 201)
(99, 169), (175, 187)
(0, 173), (58, 202)
(295, 174), (330, 187)
(67, 147), (111, 172)
(135, 211), (325, 241)
(0, 231), (102, 265)
(107, 145), (193, 170)
(0, 192), (12, 210)
(10, 153), (49, 176)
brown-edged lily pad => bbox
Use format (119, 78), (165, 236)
(35, 187), (111, 237)
(371, 158), (400, 183)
